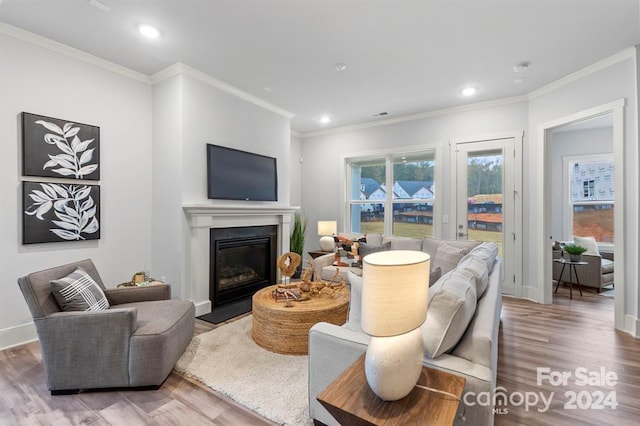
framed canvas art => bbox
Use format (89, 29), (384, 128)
(22, 112), (100, 180)
(23, 181), (101, 244)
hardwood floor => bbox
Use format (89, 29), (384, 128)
(1, 290), (638, 425)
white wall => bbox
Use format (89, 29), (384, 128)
(550, 126), (613, 240)
(300, 101), (528, 252)
(290, 134), (303, 208)
(526, 56), (638, 325)
(150, 72), (292, 301)
(0, 33), (153, 348)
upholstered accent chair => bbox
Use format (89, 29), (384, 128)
(17, 259), (195, 395)
(552, 250), (614, 292)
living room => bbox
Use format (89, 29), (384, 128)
(1, 1), (639, 425)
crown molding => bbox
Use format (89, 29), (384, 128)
(151, 63), (295, 120)
(0, 21), (151, 84)
(300, 95), (528, 139)
(527, 47), (636, 100)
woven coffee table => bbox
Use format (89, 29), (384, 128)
(252, 284), (350, 355)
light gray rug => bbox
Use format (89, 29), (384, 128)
(175, 315), (312, 426)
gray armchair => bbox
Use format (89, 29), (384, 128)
(17, 259), (195, 394)
(552, 250), (614, 292)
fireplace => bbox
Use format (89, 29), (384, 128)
(210, 225), (277, 306)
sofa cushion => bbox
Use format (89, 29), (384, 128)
(421, 237), (481, 260)
(573, 235), (600, 256)
(389, 237), (423, 251)
(364, 233), (383, 246)
(432, 242), (467, 275)
(429, 267), (442, 286)
(50, 267), (110, 312)
(345, 271), (364, 332)
(421, 268), (477, 358)
(469, 242), (499, 271)
(602, 258), (614, 274)
(358, 240), (391, 258)
(457, 254), (489, 298)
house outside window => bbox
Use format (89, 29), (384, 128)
(565, 155), (614, 244)
(348, 151), (436, 238)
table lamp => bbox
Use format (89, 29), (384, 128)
(361, 250), (430, 401)
(317, 220), (337, 252)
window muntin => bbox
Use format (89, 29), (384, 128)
(348, 151), (436, 237)
(568, 159), (614, 244)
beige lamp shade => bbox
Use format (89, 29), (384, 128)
(361, 250), (430, 337)
(317, 220), (337, 236)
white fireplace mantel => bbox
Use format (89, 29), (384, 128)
(183, 204), (299, 316)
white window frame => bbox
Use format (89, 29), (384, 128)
(346, 148), (439, 237)
(562, 153), (614, 250)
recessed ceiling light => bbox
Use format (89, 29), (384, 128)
(513, 62), (530, 73)
(335, 63), (347, 71)
(138, 24), (160, 39)
(319, 115), (332, 124)
(462, 87), (477, 97)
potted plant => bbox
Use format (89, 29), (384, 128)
(290, 212), (307, 278)
(563, 244), (587, 262)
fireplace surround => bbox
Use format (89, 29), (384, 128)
(184, 204), (297, 316)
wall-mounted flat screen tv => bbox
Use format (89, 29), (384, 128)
(207, 144), (278, 201)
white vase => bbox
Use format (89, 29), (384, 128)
(364, 327), (424, 401)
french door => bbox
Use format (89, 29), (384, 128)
(454, 137), (516, 295)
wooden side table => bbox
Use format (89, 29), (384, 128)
(317, 354), (466, 425)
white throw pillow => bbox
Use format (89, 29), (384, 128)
(469, 242), (499, 271)
(345, 271), (363, 332)
(421, 268), (477, 358)
(573, 236), (600, 256)
(432, 242), (467, 275)
(457, 254), (489, 299)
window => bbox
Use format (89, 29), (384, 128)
(348, 151), (436, 237)
(565, 156), (614, 243)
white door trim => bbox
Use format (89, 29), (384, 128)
(537, 99), (625, 332)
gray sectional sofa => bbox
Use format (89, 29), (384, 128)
(308, 235), (502, 426)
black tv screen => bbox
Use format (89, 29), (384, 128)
(207, 144), (278, 201)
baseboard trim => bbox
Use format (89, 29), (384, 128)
(0, 321), (37, 350)
(623, 314), (639, 337)
(194, 299), (212, 317)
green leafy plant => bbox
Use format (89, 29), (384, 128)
(563, 244), (587, 255)
(290, 213), (307, 256)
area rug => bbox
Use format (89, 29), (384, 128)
(175, 315), (313, 425)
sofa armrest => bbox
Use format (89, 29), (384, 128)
(35, 308), (137, 390)
(310, 253), (335, 280)
(104, 283), (171, 305)
(308, 322), (370, 426)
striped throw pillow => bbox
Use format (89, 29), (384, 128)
(51, 267), (110, 311)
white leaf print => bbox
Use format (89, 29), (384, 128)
(79, 148), (94, 166)
(63, 123), (73, 133)
(50, 229), (79, 240)
(52, 220), (79, 231)
(35, 120), (64, 135)
(65, 127), (80, 138)
(55, 141), (74, 156)
(52, 168), (75, 176)
(83, 217), (99, 233)
(44, 134), (66, 145)
(78, 164), (98, 176)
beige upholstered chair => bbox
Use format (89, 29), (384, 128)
(552, 250), (614, 292)
(17, 259), (195, 394)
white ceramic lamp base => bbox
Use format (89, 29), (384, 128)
(319, 235), (335, 252)
(364, 327), (424, 401)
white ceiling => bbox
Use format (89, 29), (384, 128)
(1, 0), (639, 134)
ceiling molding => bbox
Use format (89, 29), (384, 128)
(300, 95), (528, 139)
(527, 47), (636, 100)
(0, 21), (151, 84)
(150, 63), (295, 120)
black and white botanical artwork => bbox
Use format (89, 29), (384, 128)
(23, 181), (100, 244)
(22, 112), (100, 180)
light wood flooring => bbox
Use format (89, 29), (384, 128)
(1, 287), (638, 425)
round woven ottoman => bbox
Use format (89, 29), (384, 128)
(252, 284), (349, 355)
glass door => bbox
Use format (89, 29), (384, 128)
(455, 138), (515, 294)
